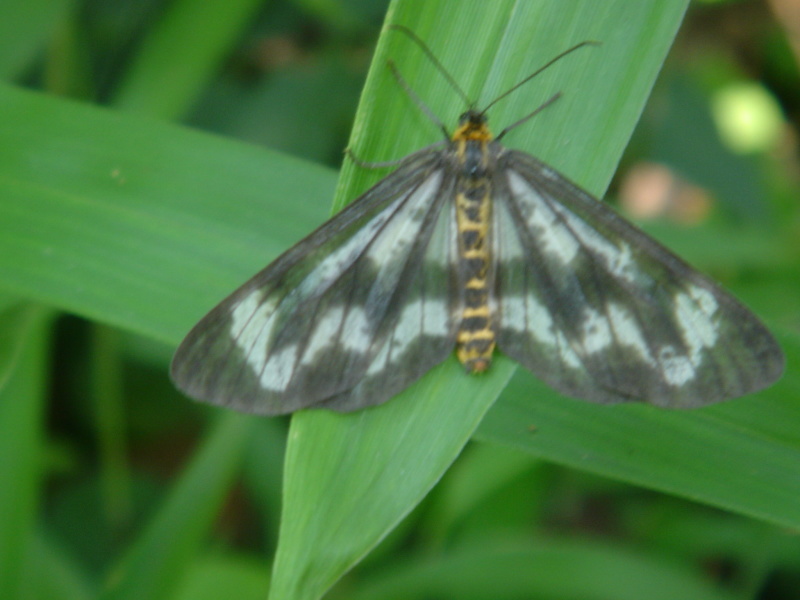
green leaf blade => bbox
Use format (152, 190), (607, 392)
(269, 2), (690, 599)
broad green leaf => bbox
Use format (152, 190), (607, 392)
(270, 2), (691, 599)
(0, 81), (336, 344)
(348, 539), (737, 600)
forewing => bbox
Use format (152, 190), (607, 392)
(171, 150), (460, 415)
(493, 150), (784, 408)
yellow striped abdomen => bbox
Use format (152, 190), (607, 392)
(455, 182), (495, 372)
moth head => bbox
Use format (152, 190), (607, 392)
(453, 110), (492, 142)
(458, 110), (487, 126)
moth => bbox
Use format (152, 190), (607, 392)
(171, 28), (784, 415)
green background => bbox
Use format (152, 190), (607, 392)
(0, 1), (798, 599)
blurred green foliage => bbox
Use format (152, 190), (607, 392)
(0, 0), (798, 599)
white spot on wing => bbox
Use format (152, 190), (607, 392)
(607, 303), (654, 366)
(366, 338), (391, 376)
(391, 300), (422, 355)
(548, 201), (638, 284)
(230, 289), (262, 338)
(231, 290), (279, 376)
(674, 284), (719, 367)
(366, 172), (443, 262)
(421, 299), (449, 336)
(615, 283), (721, 388)
(364, 298), (449, 377)
(606, 243), (635, 282)
(294, 305), (371, 365)
(527, 296), (556, 345)
(580, 308), (612, 353)
(501, 294), (552, 337)
(500, 294), (581, 369)
(261, 344), (298, 391)
(300, 306), (344, 364)
(295, 175), (431, 298)
(499, 295), (525, 331)
(690, 285), (719, 315)
(342, 306), (371, 352)
(659, 346), (695, 386)
(297, 222), (378, 297)
(507, 171), (579, 264)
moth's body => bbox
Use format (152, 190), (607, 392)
(452, 111), (496, 372)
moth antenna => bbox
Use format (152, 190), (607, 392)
(388, 59), (450, 139)
(389, 24), (472, 107)
(495, 92), (561, 141)
(481, 40), (600, 115)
